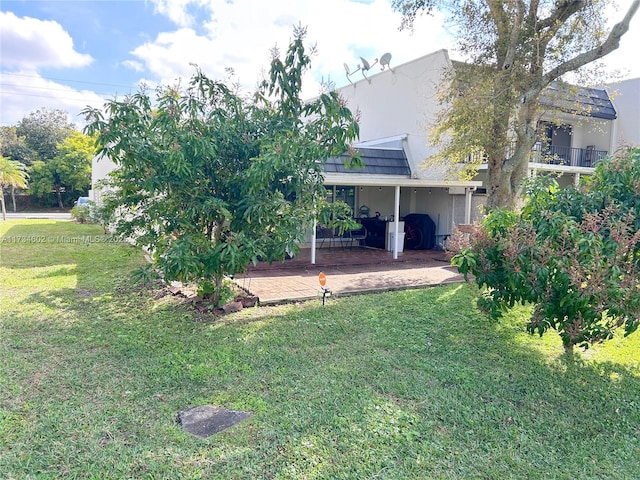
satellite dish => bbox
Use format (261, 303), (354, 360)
(380, 52), (392, 70)
(344, 63), (351, 75)
(360, 57), (371, 71)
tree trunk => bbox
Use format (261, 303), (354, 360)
(563, 342), (574, 355)
(486, 87), (541, 209)
(487, 157), (514, 210)
(11, 185), (17, 212)
(211, 275), (224, 307)
(55, 185), (64, 209)
(1, 187), (6, 221)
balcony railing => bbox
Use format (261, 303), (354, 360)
(530, 144), (608, 168)
(461, 144), (608, 168)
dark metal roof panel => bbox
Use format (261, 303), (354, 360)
(325, 147), (411, 176)
(540, 82), (617, 120)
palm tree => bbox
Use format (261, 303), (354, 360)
(0, 156), (29, 220)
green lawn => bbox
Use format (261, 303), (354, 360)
(1, 220), (639, 479)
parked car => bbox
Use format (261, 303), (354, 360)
(74, 197), (90, 207)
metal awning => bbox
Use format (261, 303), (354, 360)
(325, 147), (411, 176)
(539, 82), (617, 120)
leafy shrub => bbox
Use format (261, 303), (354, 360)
(70, 205), (90, 223)
(88, 193), (115, 234)
(453, 147), (640, 353)
(82, 28), (360, 307)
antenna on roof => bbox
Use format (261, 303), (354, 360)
(380, 52), (393, 72)
(344, 52), (390, 84)
(360, 56), (378, 82)
(344, 62), (360, 85)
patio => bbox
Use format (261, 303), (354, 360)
(235, 246), (465, 305)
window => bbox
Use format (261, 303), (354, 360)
(325, 185), (356, 215)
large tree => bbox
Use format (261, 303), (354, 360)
(394, 0), (640, 209)
(15, 108), (76, 164)
(28, 131), (94, 208)
(0, 157), (29, 220)
(0, 127), (35, 166)
(82, 28), (360, 306)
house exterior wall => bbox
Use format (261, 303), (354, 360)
(89, 153), (117, 204)
(336, 50), (452, 181)
(609, 78), (640, 147)
(451, 193), (485, 228)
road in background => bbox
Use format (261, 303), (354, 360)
(3, 213), (72, 220)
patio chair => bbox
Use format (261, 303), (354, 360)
(317, 226), (338, 248)
(347, 224), (367, 248)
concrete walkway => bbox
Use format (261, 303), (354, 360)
(236, 248), (464, 305)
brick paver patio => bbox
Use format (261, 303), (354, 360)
(236, 247), (464, 305)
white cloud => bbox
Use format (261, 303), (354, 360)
(136, 0), (452, 96)
(3, 0), (636, 127)
(140, 0), (640, 91)
(0, 71), (105, 127)
(0, 11), (93, 69)
(600, 0), (640, 80)
(151, 0), (210, 27)
(122, 60), (145, 72)
(131, 28), (221, 82)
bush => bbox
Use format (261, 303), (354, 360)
(453, 147), (640, 353)
(70, 205), (90, 223)
(88, 199), (114, 234)
(82, 29), (360, 307)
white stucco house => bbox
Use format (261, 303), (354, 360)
(609, 77), (640, 146)
(90, 48), (639, 260)
(319, 50), (638, 257)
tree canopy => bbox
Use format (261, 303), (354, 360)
(83, 28), (360, 306)
(453, 146), (640, 353)
(28, 131), (94, 208)
(15, 108), (76, 163)
(393, 0), (640, 208)
(0, 127), (35, 166)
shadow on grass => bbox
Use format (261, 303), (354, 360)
(200, 286), (640, 478)
(2, 221), (640, 479)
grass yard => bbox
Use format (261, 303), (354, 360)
(1, 219), (639, 479)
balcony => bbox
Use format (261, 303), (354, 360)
(530, 143), (608, 168)
(461, 144), (608, 168)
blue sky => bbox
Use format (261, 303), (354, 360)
(1, 0), (639, 127)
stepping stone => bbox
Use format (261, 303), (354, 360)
(176, 405), (252, 439)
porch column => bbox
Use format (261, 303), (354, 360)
(464, 187), (474, 225)
(574, 173), (580, 187)
(393, 185), (400, 260)
(311, 218), (317, 265)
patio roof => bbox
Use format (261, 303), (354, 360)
(325, 145), (481, 188)
(325, 147), (411, 176)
